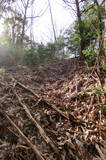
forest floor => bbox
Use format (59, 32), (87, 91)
(0, 58), (106, 160)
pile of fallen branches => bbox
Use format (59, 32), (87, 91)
(0, 58), (106, 160)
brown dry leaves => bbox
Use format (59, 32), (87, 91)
(0, 58), (106, 160)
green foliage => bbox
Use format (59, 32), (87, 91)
(101, 105), (106, 111)
(92, 85), (106, 94)
(0, 0), (105, 66)
(0, 68), (5, 76)
(24, 42), (57, 66)
(100, 63), (106, 72)
(0, 33), (11, 46)
(65, 23), (80, 56)
(68, 31), (80, 56)
(55, 36), (65, 56)
(65, 0), (104, 60)
(65, 13), (99, 57)
(37, 65), (47, 72)
(83, 45), (96, 64)
(2, 6), (29, 45)
(24, 47), (38, 65)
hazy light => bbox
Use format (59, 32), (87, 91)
(0, 0), (74, 44)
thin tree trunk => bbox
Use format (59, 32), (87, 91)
(21, 0), (30, 44)
(75, 0), (84, 58)
(94, 0), (103, 56)
(12, 22), (15, 44)
(30, 0), (34, 49)
(48, 0), (56, 42)
(94, 0), (105, 73)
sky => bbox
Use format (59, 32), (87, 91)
(30, 0), (102, 43)
(0, 0), (75, 44)
(26, 0), (75, 43)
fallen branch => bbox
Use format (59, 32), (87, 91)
(95, 143), (106, 160)
(14, 91), (59, 154)
(48, 103), (69, 119)
(7, 127), (19, 138)
(16, 81), (40, 98)
(16, 81), (69, 119)
(0, 110), (45, 160)
(38, 99), (69, 119)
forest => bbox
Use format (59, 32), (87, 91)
(0, 0), (106, 160)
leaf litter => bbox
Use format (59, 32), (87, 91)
(0, 58), (106, 160)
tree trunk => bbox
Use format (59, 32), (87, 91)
(48, 0), (56, 42)
(94, 0), (105, 73)
(20, 0), (30, 44)
(94, 0), (104, 56)
(75, 0), (84, 58)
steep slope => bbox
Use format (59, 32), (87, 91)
(0, 58), (106, 160)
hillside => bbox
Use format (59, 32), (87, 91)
(0, 58), (106, 160)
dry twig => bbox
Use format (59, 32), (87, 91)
(16, 81), (40, 98)
(95, 143), (106, 160)
(16, 81), (69, 119)
(0, 110), (45, 160)
(14, 90), (59, 154)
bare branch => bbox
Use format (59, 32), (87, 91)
(26, 3), (49, 19)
